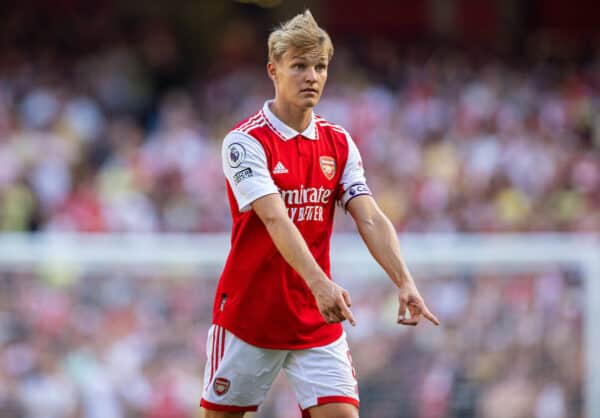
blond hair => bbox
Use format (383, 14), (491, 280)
(268, 10), (334, 63)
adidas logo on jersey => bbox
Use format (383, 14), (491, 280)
(272, 161), (288, 174)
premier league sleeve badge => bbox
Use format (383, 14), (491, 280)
(227, 143), (246, 168)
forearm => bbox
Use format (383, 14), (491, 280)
(355, 206), (412, 287)
(263, 213), (327, 288)
(250, 194), (354, 324)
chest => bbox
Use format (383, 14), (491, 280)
(266, 136), (344, 192)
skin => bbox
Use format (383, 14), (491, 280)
(267, 47), (329, 132)
(202, 45), (439, 418)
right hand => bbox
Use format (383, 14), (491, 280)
(310, 278), (356, 326)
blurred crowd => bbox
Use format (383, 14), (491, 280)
(1, 22), (599, 234)
(0, 7), (593, 418)
(0, 268), (583, 418)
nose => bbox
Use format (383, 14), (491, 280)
(305, 66), (317, 82)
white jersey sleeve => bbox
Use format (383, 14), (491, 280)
(339, 131), (372, 209)
(222, 131), (279, 212)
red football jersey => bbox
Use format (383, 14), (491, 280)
(213, 101), (371, 349)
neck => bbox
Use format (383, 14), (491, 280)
(270, 99), (312, 133)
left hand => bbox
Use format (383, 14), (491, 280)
(397, 279), (439, 326)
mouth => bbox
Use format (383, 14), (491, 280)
(300, 88), (318, 95)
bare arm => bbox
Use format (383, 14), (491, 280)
(252, 193), (355, 325)
(347, 195), (439, 326)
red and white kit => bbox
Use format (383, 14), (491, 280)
(201, 101), (371, 413)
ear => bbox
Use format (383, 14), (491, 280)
(267, 62), (276, 82)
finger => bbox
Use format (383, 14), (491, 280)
(338, 300), (356, 326)
(324, 311), (338, 323)
(321, 309), (333, 323)
(398, 297), (408, 322)
(408, 303), (420, 318)
(325, 307), (345, 323)
(421, 305), (440, 326)
(342, 289), (352, 308)
(399, 317), (419, 326)
(327, 307), (344, 323)
(397, 304), (419, 325)
(408, 301), (440, 326)
(405, 312), (421, 325)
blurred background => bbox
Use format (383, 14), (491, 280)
(0, 0), (599, 417)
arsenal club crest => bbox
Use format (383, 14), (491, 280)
(319, 156), (336, 180)
(213, 377), (230, 396)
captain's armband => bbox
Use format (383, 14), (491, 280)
(339, 182), (372, 209)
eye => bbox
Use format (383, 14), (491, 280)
(293, 63), (305, 70)
(316, 64), (327, 71)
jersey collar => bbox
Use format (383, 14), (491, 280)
(262, 100), (318, 141)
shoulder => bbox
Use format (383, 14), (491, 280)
(315, 115), (354, 148)
(231, 110), (268, 137)
(315, 115), (348, 136)
(222, 125), (269, 169)
(222, 130), (266, 165)
(224, 110), (269, 149)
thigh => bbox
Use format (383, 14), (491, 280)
(201, 325), (286, 413)
(283, 332), (359, 415)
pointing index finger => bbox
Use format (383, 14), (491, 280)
(422, 305), (440, 326)
(339, 300), (356, 326)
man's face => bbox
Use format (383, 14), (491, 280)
(269, 47), (329, 110)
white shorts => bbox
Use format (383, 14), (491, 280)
(200, 325), (359, 415)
